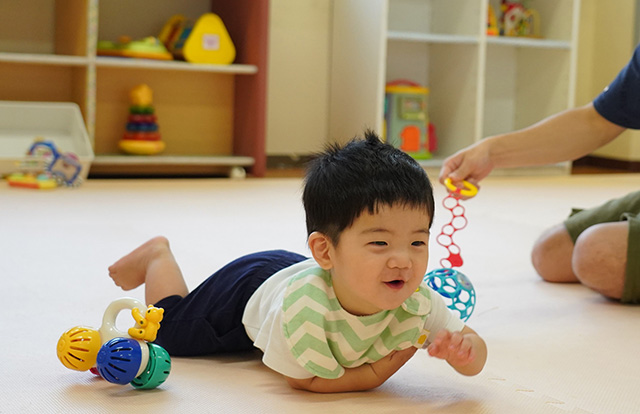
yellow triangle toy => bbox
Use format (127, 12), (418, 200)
(182, 13), (235, 65)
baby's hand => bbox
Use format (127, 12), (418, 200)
(427, 329), (475, 367)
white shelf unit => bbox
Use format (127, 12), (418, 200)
(330, 0), (580, 172)
(0, 0), (269, 177)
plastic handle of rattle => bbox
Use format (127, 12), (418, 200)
(136, 340), (150, 377)
(444, 178), (478, 198)
(99, 297), (145, 343)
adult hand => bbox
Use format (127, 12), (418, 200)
(438, 141), (494, 195)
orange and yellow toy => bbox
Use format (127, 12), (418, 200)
(118, 84), (166, 155)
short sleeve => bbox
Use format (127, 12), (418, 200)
(593, 44), (640, 129)
(421, 286), (465, 343)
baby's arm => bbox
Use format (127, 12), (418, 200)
(285, 347), (417, 393)
(427, 325), (487, 376)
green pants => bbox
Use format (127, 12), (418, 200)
(564, 190), (640, 304)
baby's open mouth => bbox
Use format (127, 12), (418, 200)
(384, 280), (405, 289)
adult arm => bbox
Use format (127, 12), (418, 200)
(439, 103), (626, 187)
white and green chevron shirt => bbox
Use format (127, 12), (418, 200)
(243, 258), (464, 380)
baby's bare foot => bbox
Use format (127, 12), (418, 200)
(108, 236), (171, 290)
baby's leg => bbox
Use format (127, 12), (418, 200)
(108, 236), (189, 305)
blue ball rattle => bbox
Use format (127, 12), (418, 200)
(424, 268), (475, 321)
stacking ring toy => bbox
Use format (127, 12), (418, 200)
(444, 178), (478, 198)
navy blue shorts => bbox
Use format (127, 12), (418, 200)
(154, 250), (307, 356)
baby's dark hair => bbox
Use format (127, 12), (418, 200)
(303, 130), (434, 244)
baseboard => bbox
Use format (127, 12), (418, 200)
(573, 155), (640, 172)
(267, 155), (315, 169)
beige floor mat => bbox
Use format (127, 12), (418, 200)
(1, 174), (638, 413)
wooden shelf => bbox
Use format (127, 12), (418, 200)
(93, 154), (254, 166)
(0, 0), (269, 177)
(0, 52), (90, 66)
(95, 57), (258, 74)
(91, 154), (254, 177)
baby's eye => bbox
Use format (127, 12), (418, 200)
(412, 241), (427, 247)
(370, 241), (388, 246)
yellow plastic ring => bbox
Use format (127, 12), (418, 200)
(444, 178), (478, 198)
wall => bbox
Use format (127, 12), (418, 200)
(265, 0), (640, 160)
(265, 0), (332, 156)
(576, 0), (640, 161)
(265, 0), (387, 155)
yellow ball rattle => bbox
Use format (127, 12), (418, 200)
(57, 326), (102, 371)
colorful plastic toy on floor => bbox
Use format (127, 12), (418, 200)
(118, 84), (166, 155)
(57, 297), (171, 389)
(424, 178), (478, 321)
(6, 172), (57, 189)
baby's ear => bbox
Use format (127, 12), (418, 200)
(307, 232), (333, 270)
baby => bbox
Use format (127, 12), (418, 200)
(109, 130), (487, 393)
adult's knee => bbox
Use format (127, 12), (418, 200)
(572, 223), (627, 299)
(531, 224), (577, 283)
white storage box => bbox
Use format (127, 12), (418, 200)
(0, 101), (94, 180)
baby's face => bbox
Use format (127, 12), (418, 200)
(327, 204), (431, 316)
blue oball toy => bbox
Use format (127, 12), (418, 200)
(424, 268), (475, 321)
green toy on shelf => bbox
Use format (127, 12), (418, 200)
(97, 36), (173, 60)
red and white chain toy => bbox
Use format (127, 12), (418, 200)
(421, 178), (480, 321)
(436, 178), (478, 268)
